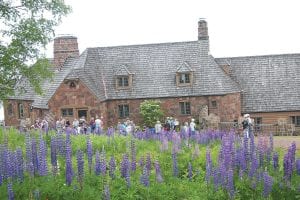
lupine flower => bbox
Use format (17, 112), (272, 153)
(16, 148), (24, 182)
(160, 136), (168, 152)
(140, 165), (150, 187)
(263, 172), (273, 197)
(77, 150), (84, 189)
(109, 156), (116, 179)
(154, 160), (163, 183)
(205, 150), (212, 183)
(50, 137), (58, 175)
(172, 151), (178, 177)
(86, 138), (93, 174)
(25, 135), (34, 177)
(31, 137), (38, 174)
(7, 182), (14, 200)
(139, 156), (145, 168)
(212, 168), (220, 190)
(188, 162), (193, 181)
(296, 159), (300, 175)
(38, 136), (48, 176)
(100, 148), (107, 176)
(249, 154), (258, 178)
(65, 133), (73, 186)
(130, 139), (137, 171)
(103, 184), (110, 200)
(120, 154), (130, 187)
(227, 169), (234, 198)
(284, 152), (293, 182)
(273, 152), (279, 170)
(146, 153), (151, 172)
(269, 133), (273, 152)
(95, 150), (101, 175)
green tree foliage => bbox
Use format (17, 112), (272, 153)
(140, 100), (164, 127)
(0, 0), (71, 100)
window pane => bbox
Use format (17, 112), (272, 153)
(185, 102), (191, 114)
(18, 103), (24, 118)
(123, 77), (129, 86)
(118, 105), (123, 118)
(124, 105), (129, 117)
(118, 78), (123, 87)
(68, 109), (73, 116)
(185, 74), (190, 83)
(296, 116), (300, 126)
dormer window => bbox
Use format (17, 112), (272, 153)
(70, 81), (76, 88)
(179, 73), (191, 84)
(118, 76), (129, 87)
(115, 64), (134, 90)
(176, 62), (194, 87)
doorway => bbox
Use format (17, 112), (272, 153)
(78, 109), (88, 120)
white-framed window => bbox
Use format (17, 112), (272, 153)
(118, 76), (129, 87)
(291, 116), (300, 127)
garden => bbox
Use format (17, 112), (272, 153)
(0, 126), (299, 200)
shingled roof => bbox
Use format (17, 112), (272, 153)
(11, 40), (241, 108)
(215, 54), (300, 113)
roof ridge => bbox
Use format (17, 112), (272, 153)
(87, 40), (199, 50)
(216, 53), (300, 59)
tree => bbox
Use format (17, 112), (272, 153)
(0, 0), (71, 100)
(140, 100), (164, 128)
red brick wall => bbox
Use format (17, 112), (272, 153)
(104, 92), (241, 127)
(48, 80), (100, 123)
(4, 100), (33, 126)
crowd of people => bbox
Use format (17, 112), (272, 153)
(24, 114), (253, 138)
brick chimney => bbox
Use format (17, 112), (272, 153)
(53, 35), (79, 69)
(198, 19), (209, 40)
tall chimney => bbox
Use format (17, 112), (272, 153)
(53, 35), (79, 69)
(198, 19), (209, 40)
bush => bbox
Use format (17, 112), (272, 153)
(139, 100), (164, 127)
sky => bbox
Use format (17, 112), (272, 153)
(1, 0), (300, 120)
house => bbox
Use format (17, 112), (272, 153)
(4, 20), (300, 133)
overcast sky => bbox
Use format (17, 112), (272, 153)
(1, 0), (300, 120)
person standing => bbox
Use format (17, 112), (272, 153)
(242, 114), (253, 138)
(189, 118), (196, 136)
(155, 121), (162, 134)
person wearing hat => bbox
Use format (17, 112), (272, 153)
(242, 114), (252, 138)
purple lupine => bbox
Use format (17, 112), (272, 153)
(243, 132), (249, 163)
(130, 139), (137, 171)
(7, 182), (14, 200)
(212, 168), (220, 190)
(249, 154), (259, 178)
(154, 160), (163, 183)
(296, 159), (300, 175)
(218, 161), (227, 186)
(77, 150), (84, 189)
(160, 136), (168, 152)
(272, 152), (279, 170)
(172, 151), (178, 177)
(227, 169), (234, 199)
(86, 138), (93, 174)
(65, 132), (73, 186)
(16, 148), (24, 182)
(205, 149), (212, 183)
(283, 152), (293, 182)
(109, 156), (116, 179)
(139, 156), (145, 168)
(100, 148), (107, 176)
(188, 162), (193, 181)
(31, 137), (38, 174)
(140, 165), (150, 187)
(269, 133), (273, 152)
(50, 137), (58, 175)
(263, 172), (273, 197)
(120, 154), (130, 187)
(25, 135), (34, 177)
(103, 184), (110, 200)
(146, 153), (152, 172)
(38, 136), (48, 176)
(95, 150), (101, 175)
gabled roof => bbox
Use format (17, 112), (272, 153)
(114, 64), (133, 76)
(176, 61), (194, 73)
(10, 40), (240, 108)
(215, 54), (300, 113)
